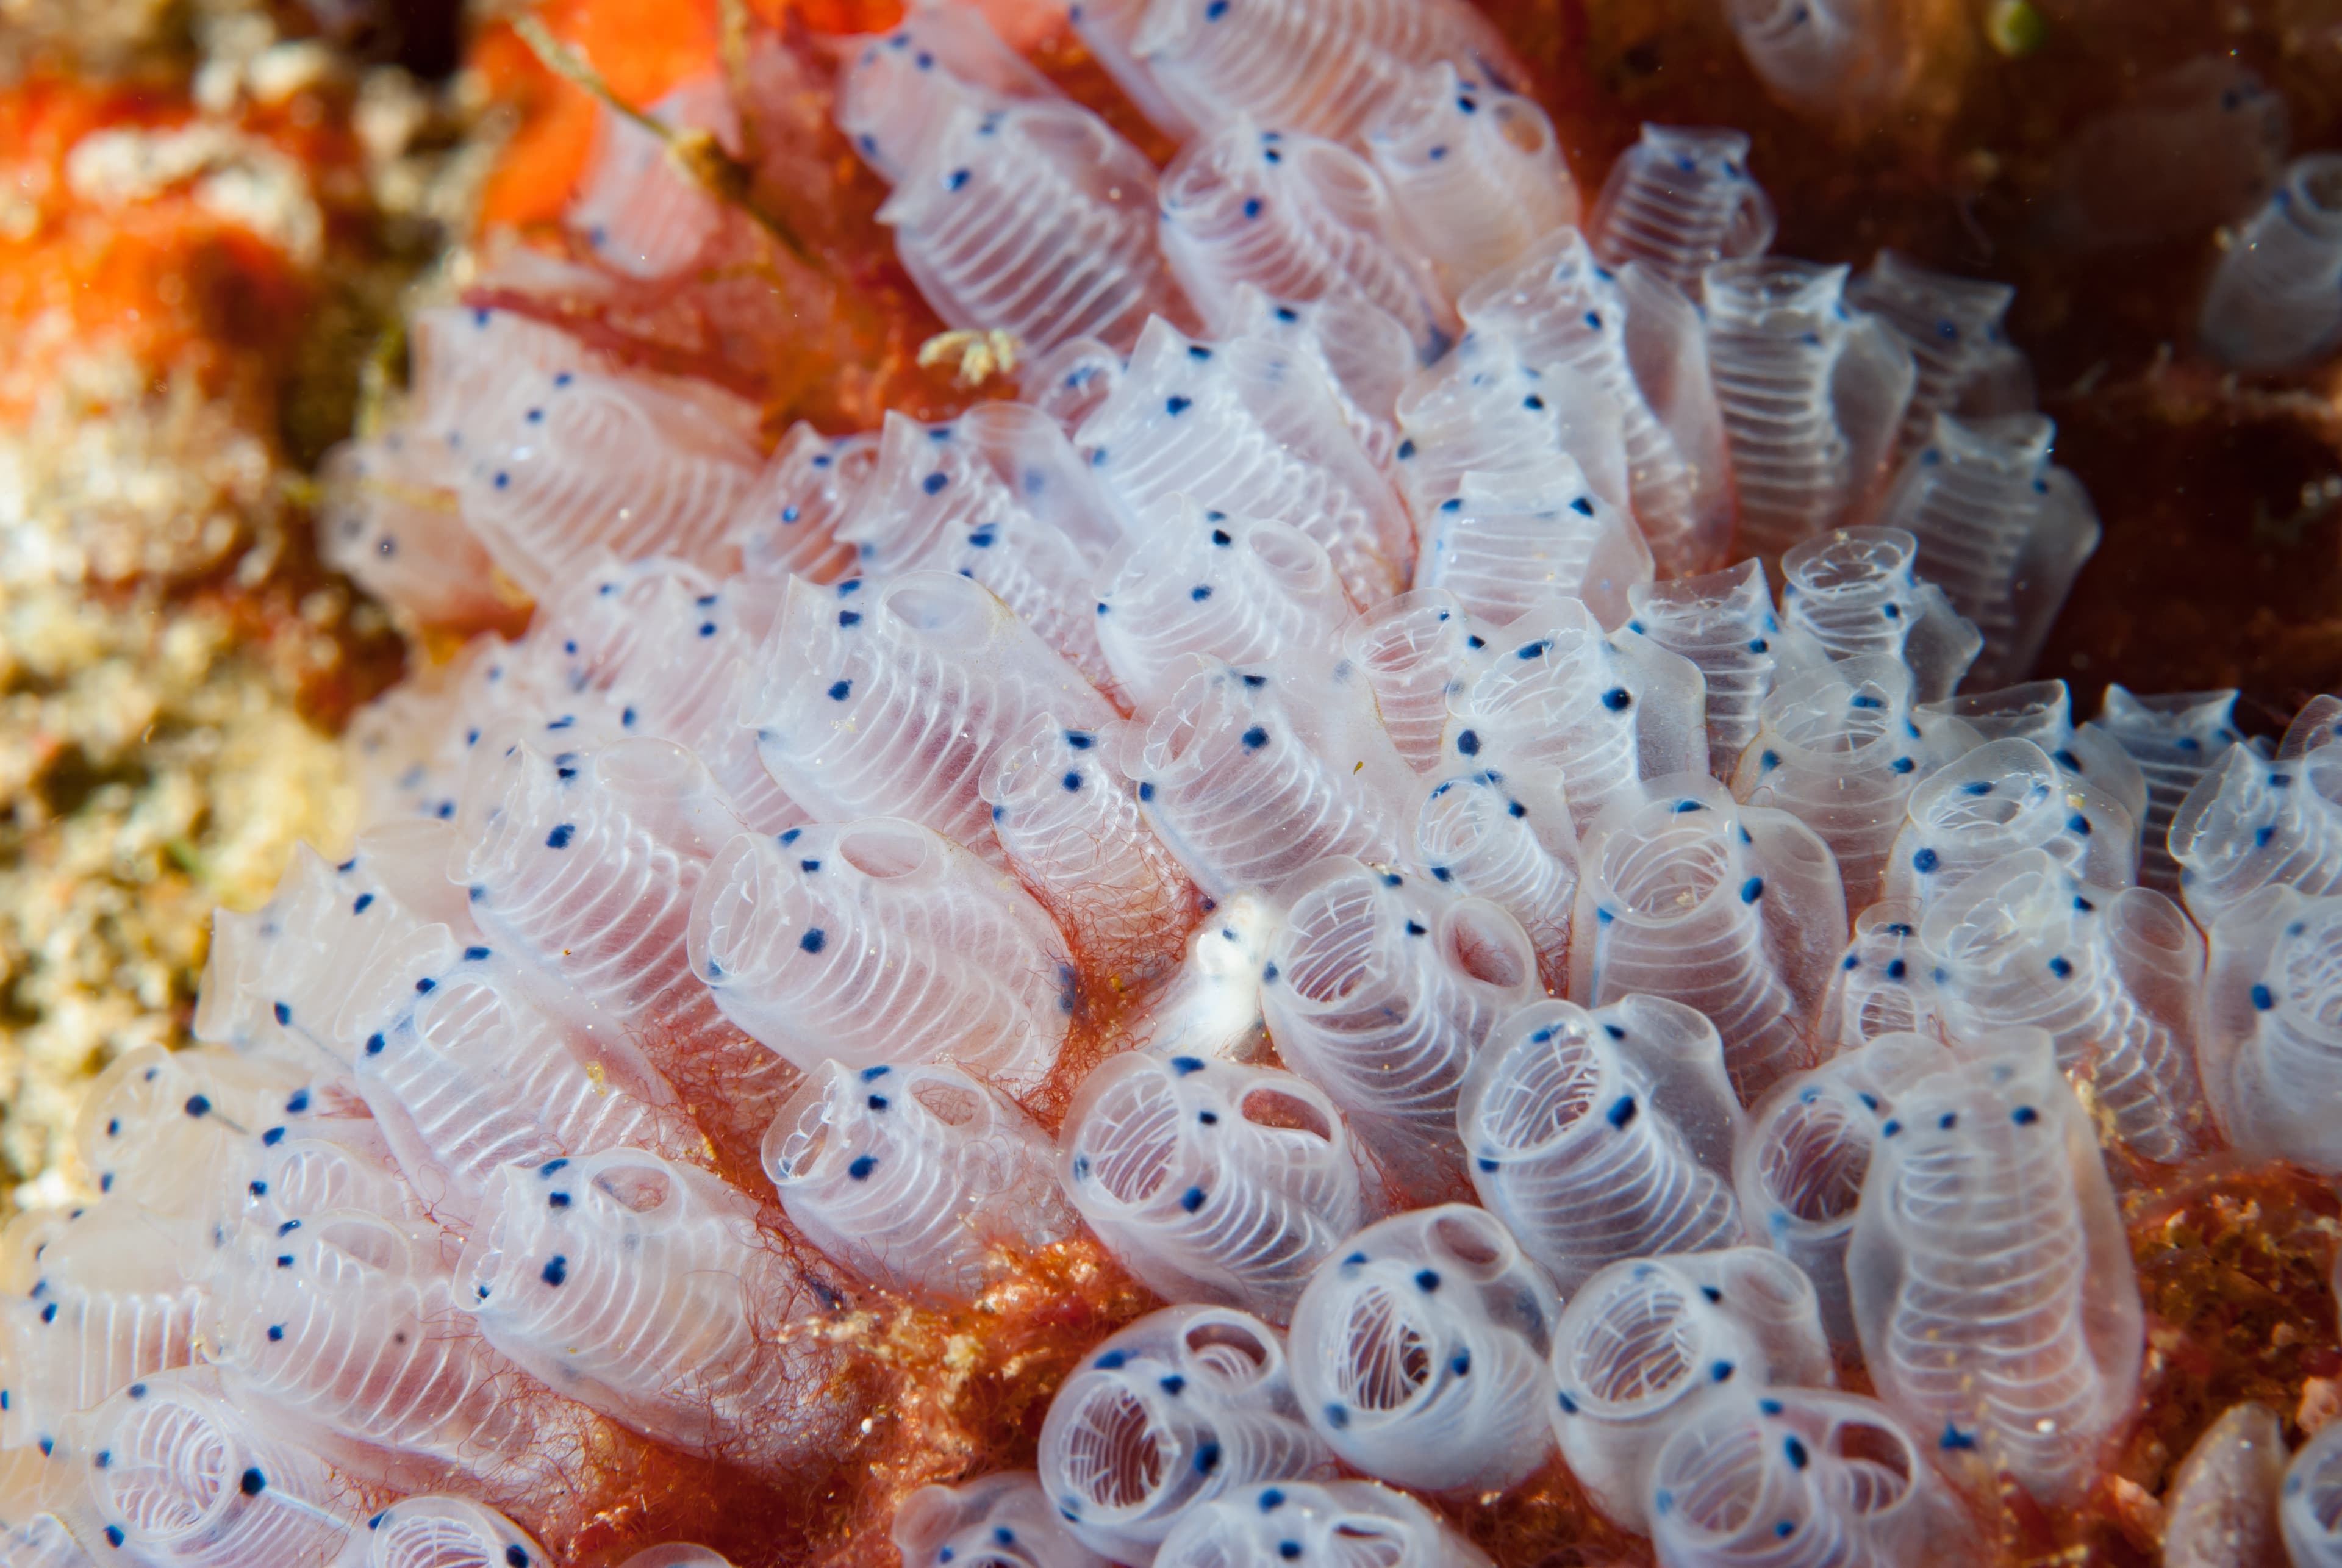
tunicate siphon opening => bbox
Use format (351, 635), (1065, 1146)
(1183, 1314), (1275, 1383)
(1083, 1076), (1180, 1206)
(1061, 1383), (1167, 1513)
(1430, 1208), (1509, 1276)
(314, 1214), (404, 1272)
(1247, 520), (1322, 585)
(1347, 593), (1461, 680)
(1474, 1022), (1602, 1153)
(1663, 1422), (1767, 1534)
(592, 1158), (676, 1215)
(1760, 1096), (1871, 1227)
(1572, 1275), (1696, 1408)
(1444, 901), (1531, 989)
(1602, 812), (1731, 921)
(911, 1075), (983, 1128)
(1239, 1087), (1334, 1142)
(598, 737), (702, 801)
(1283, 876), (1387, 1007)
(1493, 98), (1549, 157)
(2293, 153), (2342, 229)
(838, 821), (934, 881)
(764, 1092), (833, 1184)
(883, 575), (994, 650)
(1828, 1419), (1916, 1513)
(1339, 1285), (1433, 1412)
(103, 1395), (240, 1540)
(1783, 528), (1914, 596)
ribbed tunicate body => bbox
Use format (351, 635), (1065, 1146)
(2202, 887), (2342, 1171)
(983, 714), (1198, 989)
(1061, 1052), (1373, 1322)
(2171, 743), (2342, 929)
(1411, 765), (1578, 990)
(1126, 664), (1416, 900)
(1548, 1248), (1835, 1531)
(1079, 318), (1415, 607)
(2199, 152), (2342, 371)
(729, 424), (872, 587)
(1873, 414), (2099, 691)
(2094, 684), (2245, 897)
(1625, 559), (1802, 775)
(1587, 125), (1777, 299)
(689, 818), (1074, 1092)
(1641, 1384), (1975, 1567)
(878, 99), (1181, 356)
(1921, 850), (2211, 1164)
(1734, 1033), (1950, 1344)
(1130, 0), (1526, 147)
(1287, 1205), (1560, 1492)
(837, 407), (1131, 696)
(763, 1060), (1072, 1301)
(2283, 1418), (2342, 1567)
(1727, 0), (1900, 120)
(1845, 1031), (2143, 1502)
(1365, 62), (1577, 291)
(1733, 656), (1932, 911)
(892, 1472), (1110, 1568)
(1158, 119), (1448, 356)
(456, 1151), (848, 1473)
(1574, 776), (1847, 1103)
(1038, 1305), (1336, 1566)
(1410, 459), (1653, 632)
(1877, 737), (2136, 915)
(1846, 251), (2033, 467)
(1261, 859), (1539, 1201)
(1777, 526), (1980, 704)
(834, 4), (1055, 186)
(1814, 905), (1944, 1054)
(1458, 997), (1746, 1292)
(342, 1495), (553, 1568)
(1340, 590), (1480, 773)
(1154, 1479), (1495, 1568)
(747, 568), (1119, 865)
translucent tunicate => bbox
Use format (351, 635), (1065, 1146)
(2094, 684), (2245, 897)
(1409, 764), (1578, 992)
(745, 568), (1119, 865)
(1364, 62), (1578, 291)
(728, 424), (873, 588)
(690, 818), (1075, 1093)
(1814, 905), (1944, 1054)
(567, 74), (735, 279)
(1060, 1052), (1373, 1322)
(1734, 1033), (1952, 1343)
(1877, 737), (2137, 914)
(1777, 526), (1982, 704)
(1459, 996), (1746, 1291)
(1078, 318), (1416, 606)
(1573, 775), (1848, 1103)
(2283, 1416), (2342, 1567)
(2201, 152), (2342, 370)
(1922, 848), (2211, 1165)
(1409, 457), (1653, 633)
(1732, 656), (1935, 911)
(1287, 1205), (1561, 1492)
(1339, 589), (1481, 773)
(2171, 743), (2342, 931)
(1588, 125), (1777, 299)
(2160, 1403), (2289, 1568)
(892, 1471), (1109, 1568)
(1038, 1304), (1335, 1565)
(1703, 263), (1915, 563)
(2200, 886), (2342, 1171)
(331, 1494), (551, 1568)
(1549, 1248), (1835, 1530)
(1624, 559), (1819, 776)
(1261, 857), (1538, 1200)
(1154, 1479), (1494, 1568)
(1846, 1028), (2144, 1501)
(1847, 251), (2035, 467)
(1873, 413), (2100, 690)
(835, 3), (1055, 184)
(456, 1151), (851, 1474)
(1641, 1384), (1976, 1567)
(1158, 118), (1449, 358)
(764, 1059), (1073, 1300)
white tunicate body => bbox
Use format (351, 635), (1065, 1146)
(1846, 1028), (2144, 1502)
(748, 568), (1118, 868)
(1286, 1205), (1561, 1492)
(1777, 528), (1983, 709)
(1727, 0), (1902, 120)
(1873, 413), (2100, 691)
(764, 1059), (1073, 1301)
(1061, 1051), (1373, 1322)
(1123, 662), (1417, 900)
(1154, 1479), (1494, 1568)
(2172, 743), (2342, 930)
(878, 99), (1184, 357)
(1912, 678), (2149, 834)
(1814, 905), (1944, 1054)
(1549, 1248), (1835, 1531)
(2094, 684), (2245, 896)
(1459, 996), (1746, 1291)
(1340, 589), (1481, 773)
(1625, 559), (1815, 776)
(1922, 849), (2213, 1164)
(2201, 886), (2342, 1171)
(1038, 1304), (1336, 1566)
(1878, 737), (2136, 914)
(1130, 0), (1527, 148)
(1410, 764), (1577, 992)
(834, 407), (1134, 700)
(690, 818), (1074, 1093)
(456, 1151), (848, 1473)
(1572, 775), (1848, 1103)
(1847, 249), (2035, 467)
(1158, 118), (1449, 358)
(1732, 656), (1935, 911)
(1410, 457), (1654, 633)
(1261, 858), (1540, 1201)
(1734, 1033), (1952, 1344)
(834, 2), (1055, 185)
(329, 1494), (551, 1568)
(1588, 124), (1776, 299)
(2201, 152), (2342, 371)
(892, 1471), (1111, 1568)
(1641, 1384), (1977, 1567)
(1077, 318), (1416, 607)
(1365, 62), (1578, 292)
(729, 423), (873, 588)
(2160, 1402), (2290, 1568)
(2283, 1417), (2342, 1567)
(567, 74), (734, 280)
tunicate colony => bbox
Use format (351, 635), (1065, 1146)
(13, 1), (2342, 1566)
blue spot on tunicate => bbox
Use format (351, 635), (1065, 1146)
(1191, 585), (1212, 602)
(1458, 729), (1481, 756)
(1891, 757), (1915, 773)
(849, 1155), (879, 1180)
(829, 679), (853, 701)
(541, 1256), (567, 1287)
(353, 893), (374, 914)
(1886, 959), (1907, 981)
(1607, 1095), (1638, 1128)
(1172, 1056), (1205, 1075)
(1913, 848), (1939, 873)
(801, 929), (826, 954)
(1741, 877), (1764, 903)
(546, 825), (575, 850)
(2252, 983), (2276, 1010)
(923, 473), (948, 495)
(2013, 1106), (2039, 1125)
(185, 1095), (211, 1119)
(2049, 956), (2073, 978)
(1167, 396), (1191, 416)
(1196, 1441), (1223, 1473)
(1242, 726), (1269, 750)
(1941, 1422), (1977, 1450)
(1181, 1186), (1206, 1212)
